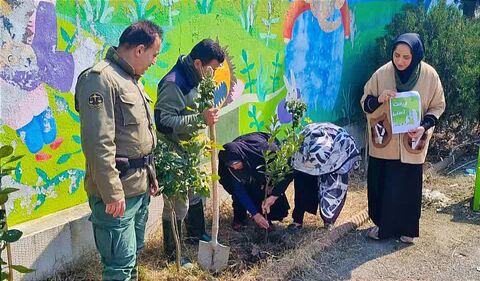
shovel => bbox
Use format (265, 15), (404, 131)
(198, 124), (230, 272)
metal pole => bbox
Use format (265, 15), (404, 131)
(472, 146), (480, 212)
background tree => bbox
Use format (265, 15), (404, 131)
(376, 0), (480, 159)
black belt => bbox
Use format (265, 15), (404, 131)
(115, 154), (154, 178)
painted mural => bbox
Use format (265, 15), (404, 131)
(1, 0), (418, 225)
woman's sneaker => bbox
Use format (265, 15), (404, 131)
(287, 222), (303, 233)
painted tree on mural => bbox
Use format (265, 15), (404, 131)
(197, 0), (215, 14)
(160, 0), (180, 27)
(126, 0), (157, 22)
(260, 0), (279, 47)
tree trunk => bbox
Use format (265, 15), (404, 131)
(168, 200), (181, 271)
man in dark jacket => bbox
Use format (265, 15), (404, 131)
(155, 39), (224, 266)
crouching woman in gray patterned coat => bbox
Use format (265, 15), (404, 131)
(288, 123), (361, 232)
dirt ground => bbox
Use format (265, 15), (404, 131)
(292, 171), (479, 281)
(49, 160), (478, 281)
(49, 170), (369, 281)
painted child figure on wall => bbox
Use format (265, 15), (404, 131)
(282, 0), (350, 120)
(0, 0), (74, 161)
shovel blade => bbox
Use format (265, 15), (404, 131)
(198, 240), (230, 272)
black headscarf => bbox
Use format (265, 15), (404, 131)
(392, 33), (425, 91)
(220, 132), (274, 170)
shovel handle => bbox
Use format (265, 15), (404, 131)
(209, 124), (220, 244)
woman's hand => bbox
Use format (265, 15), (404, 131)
(378, 90), (396, 103)
(408, 126), (425, 140)
(262, 195), (278, 215)
(253, 213), (270, 229)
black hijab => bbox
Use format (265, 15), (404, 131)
(392, 33), (425, 91)
(219, 132), (274, 171)
(218, 132), (277, 192)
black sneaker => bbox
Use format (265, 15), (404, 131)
(286, 223), (303, 233)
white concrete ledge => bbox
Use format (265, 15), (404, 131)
(2, 196), (163, 281)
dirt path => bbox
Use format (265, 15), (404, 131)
(296, 175), (480, 281)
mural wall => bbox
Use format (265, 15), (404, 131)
(1, 0), (418, 225)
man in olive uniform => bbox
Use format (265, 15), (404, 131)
(155, 39), (224, 266)
(75, 21), (162, 281)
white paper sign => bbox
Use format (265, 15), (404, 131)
(390, 91), (422, 134)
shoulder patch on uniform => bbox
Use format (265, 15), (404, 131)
(91, 61), (110, 73)
(88, 93), (104, 108)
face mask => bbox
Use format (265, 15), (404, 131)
(228, 167), (254, 185)
(200, 65), (214, 78)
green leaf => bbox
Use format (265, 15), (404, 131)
(60, 27), (71, 43)
(241, 49), (248, 63)
(211, 143), (224, 151)
(3, 155), (24, 165)
(15, 162), (21, 182)
(211, 174), (220, 182)
(145, 5), (157, 17)
(0, 167), (15, 175)
(0, 194), (7, 205)
(240, 68), (249, 75)
(1, 272), (9, 281)
(0, 146), (13, 159)
(2, 229), (22, 243)
(57, 154), (72, 165)
(72, 135), (81, 144)
(11, 265), (35, 274)
(0, 188), (18, 195)
(35, 168), (49, 182)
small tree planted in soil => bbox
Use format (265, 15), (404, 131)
(260, 100), (307, 242)
(154, 72), (219, 270)
(0, 145), (34, 281)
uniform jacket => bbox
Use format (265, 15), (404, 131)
(75, 47), (157, 203)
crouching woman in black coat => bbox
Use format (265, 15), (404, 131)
(218, 132), (293, 231)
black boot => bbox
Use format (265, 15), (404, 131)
(185, 201), (211, 243)
(162, 219), (192, 268)
(130, 263), (139, 281)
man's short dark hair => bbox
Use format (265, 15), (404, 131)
(119, 21), (163, 49)
(189, 39), (225, 65)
